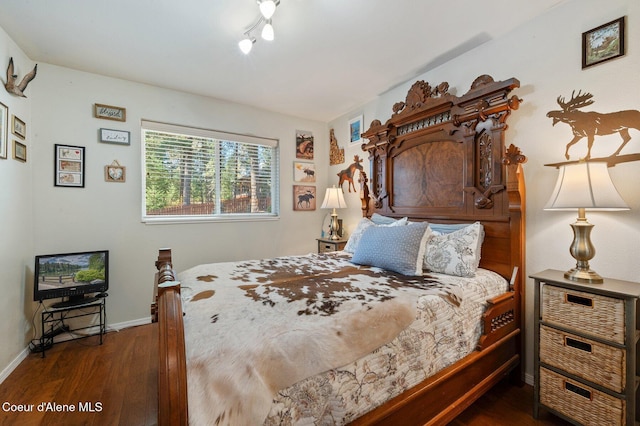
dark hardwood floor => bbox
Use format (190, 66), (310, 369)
(0, 323), (569, 426)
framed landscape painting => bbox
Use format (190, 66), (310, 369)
(582, 17), (625, 68)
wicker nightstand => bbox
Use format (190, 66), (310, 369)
(531, 269), (640, 426)
(316, 238), (347, 253)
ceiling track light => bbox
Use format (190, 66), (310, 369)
(238, 0), (280, 54)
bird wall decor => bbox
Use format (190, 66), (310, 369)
(5, 57), (37, 98)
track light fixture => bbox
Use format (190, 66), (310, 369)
(259, 0), (277, 19)
(238, 0), (280, 54)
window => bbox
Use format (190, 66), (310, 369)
(142, 120), (279, 223)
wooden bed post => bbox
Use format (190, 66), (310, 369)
(152, 249), (188, 426)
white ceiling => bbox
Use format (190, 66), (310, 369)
(0, 0), (566, 122)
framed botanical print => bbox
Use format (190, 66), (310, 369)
(55, 144), (85, 187)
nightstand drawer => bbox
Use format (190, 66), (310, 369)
(542, 284), (625, 344)
(540, 367), (625, 426)
(317, 239), (347, 253)
(540, 325), (625, 393)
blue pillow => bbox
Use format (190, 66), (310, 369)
(428, 223), (472, 235)
(351, 222), (431, 276)
(370, 213), (408, 225)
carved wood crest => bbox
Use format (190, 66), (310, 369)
(361, 75), (523, 215)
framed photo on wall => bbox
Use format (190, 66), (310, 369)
(582, 17), (625, 69)
(293, 162), (315, 182)
(13, 140), (26, 162)
(295, 130), (314, 160)
(55, 144), (85, 188)
(348, 115), (363, 145)
(0, 102), (7, 159)
(12, 115), (25, 139)
(293, 185), (316, 211)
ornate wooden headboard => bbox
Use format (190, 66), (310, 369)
(359, 74), (526, 283)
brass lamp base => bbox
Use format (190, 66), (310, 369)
(328, 209), (340, 240)
(565, 208), (603, 284)
(564, 267), (603, 284)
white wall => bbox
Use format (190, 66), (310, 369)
(29, 65), (330, 328)
(0, 51), (331, 376)
(329, 0), (640, 382)
(0, 27), (35, 379)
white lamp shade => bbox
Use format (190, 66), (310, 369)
(321, 187), (347, 209)
(261, 21), (274, 41)
(259, 0), (277, 19)
(238, 37), (254, 54)
(544, 162), (629, 211)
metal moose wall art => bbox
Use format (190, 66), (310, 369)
(547, 90), (640, 163)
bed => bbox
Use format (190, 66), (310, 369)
(151, 74), (527, 425)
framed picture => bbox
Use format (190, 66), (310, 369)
(348, 115), (363, 145)
(582, 17), (625, 69)
(0, 102), (7, 159)
(13, 140), (26, 162)
(94, 103), (126, 122)
(295, 130), (314, 160)
(55, 144), (85, 188)
(12, 115), (25, 139)
(293, 162), (315, 182)
(293, 185), (316, 211)
(99, 128), (131, 145)
(105, 161), (126, 183)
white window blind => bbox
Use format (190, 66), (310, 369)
(142, 120), (279, 223)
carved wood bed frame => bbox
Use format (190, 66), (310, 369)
(151, 74), (526, 426)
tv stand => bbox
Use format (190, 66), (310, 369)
(51, 295), (99, 309)
(39, 297), (106, 357)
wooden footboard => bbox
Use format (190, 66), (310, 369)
(151, 248), (188, 426)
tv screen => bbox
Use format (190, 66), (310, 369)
(34, 250), (109, 307)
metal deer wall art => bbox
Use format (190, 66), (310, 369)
(547, 90), (640, 161)
(337, 155), (364, 192)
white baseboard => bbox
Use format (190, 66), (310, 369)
(524, 372), (534, 386)
(0, 317), (152, 386)
(0, 347), (30, 385)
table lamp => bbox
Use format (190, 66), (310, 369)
(321, 186), (347, 240)
(544, 161), (629, 283)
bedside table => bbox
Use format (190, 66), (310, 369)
(531, 269), (640, 426)
(316, 237), (347, 253)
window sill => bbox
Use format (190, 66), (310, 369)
(142, 214), (279, 225)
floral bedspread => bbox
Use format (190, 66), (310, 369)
(263, 260), (507, 425)
(178, 251), (506, 425)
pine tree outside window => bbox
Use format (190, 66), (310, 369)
(142, 120), (279, 223)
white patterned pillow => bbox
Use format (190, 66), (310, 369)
(344, 217), (408, 253)
(351, 222), (431, 276)
(423, 222), (484, 277)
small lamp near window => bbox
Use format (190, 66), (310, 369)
(544, 161), (629, 283)
(321, 186), (347, 240)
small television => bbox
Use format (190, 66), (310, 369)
(34, 250), (109, 308)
